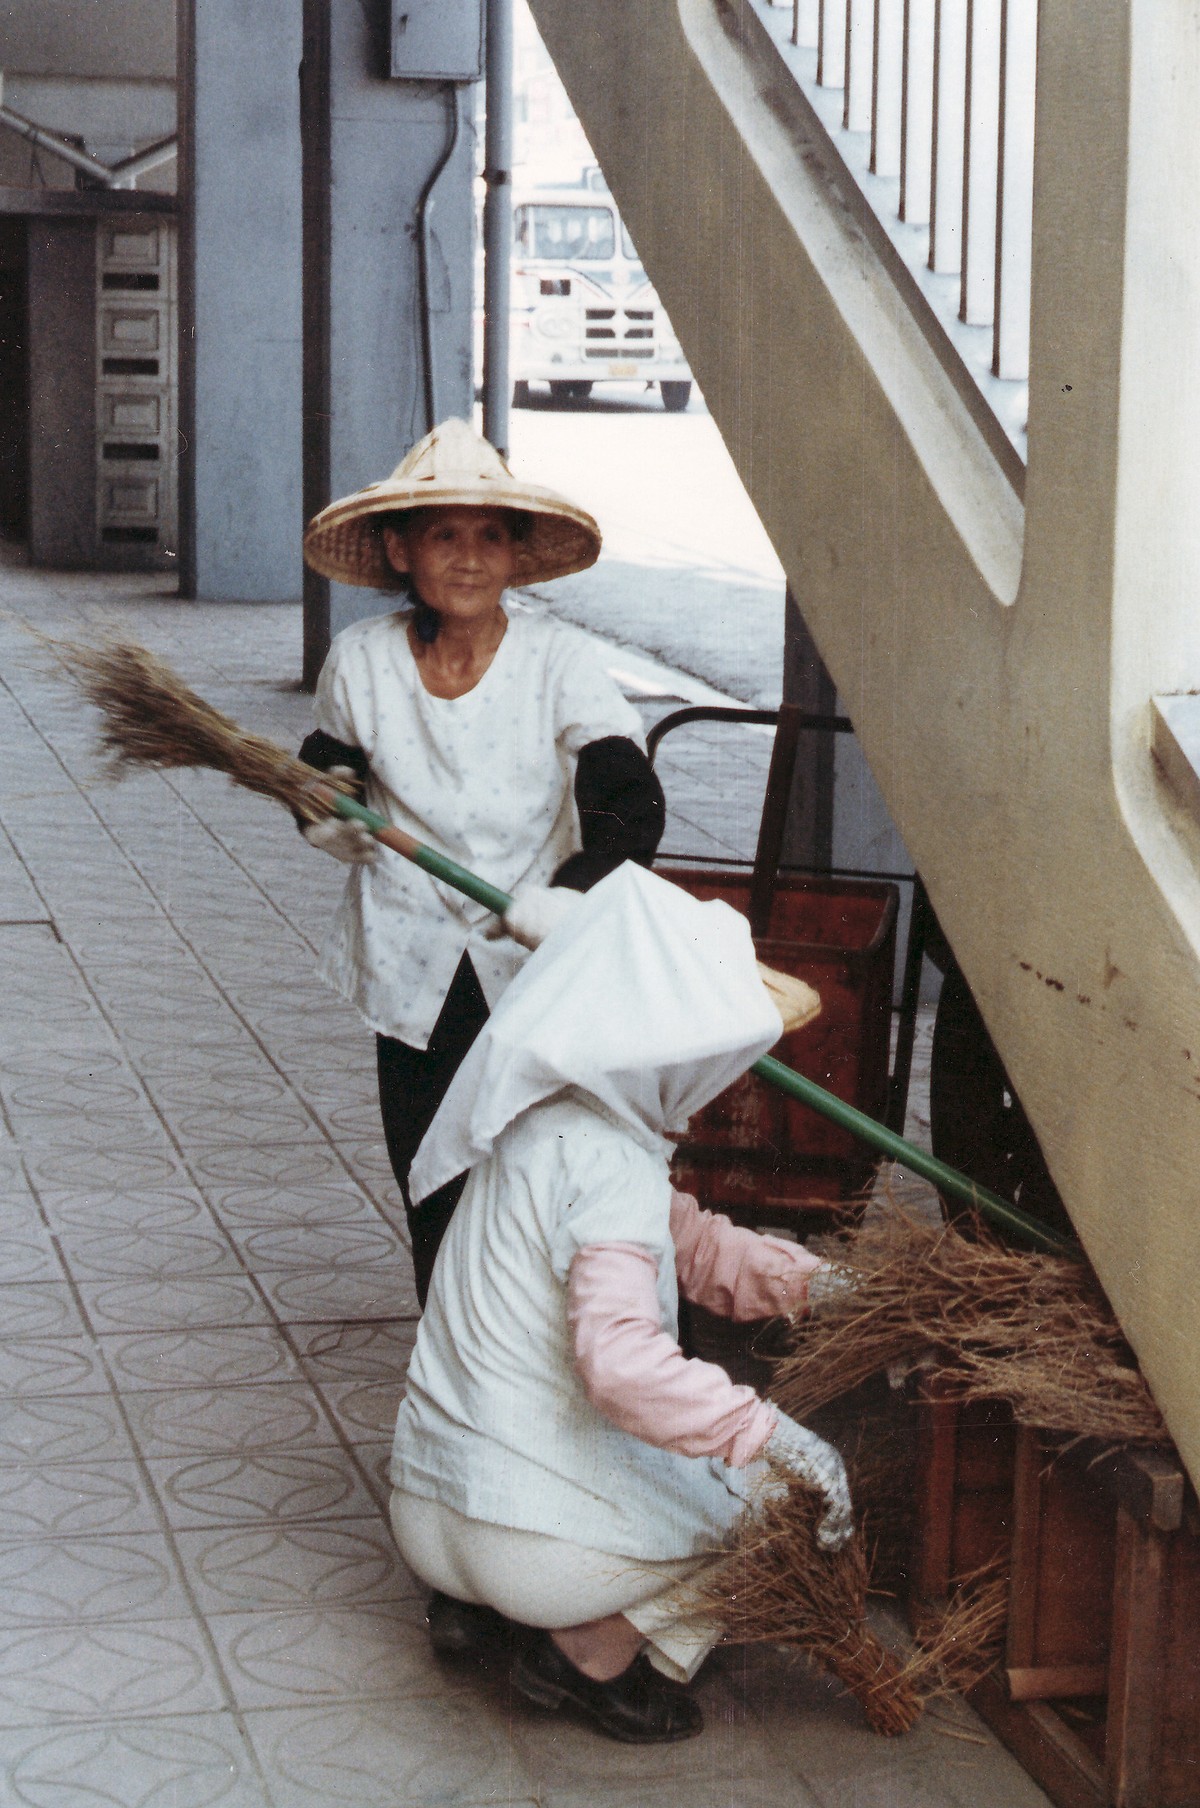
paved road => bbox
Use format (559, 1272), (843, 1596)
(504, 387), (787, 710)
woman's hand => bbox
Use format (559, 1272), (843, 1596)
(304, 816), (380, 865)
(503, 885), (582, 949)
(763, 1409), (853, 1550)
(303, 769), (380, 865)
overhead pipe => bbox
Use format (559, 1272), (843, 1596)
(482, 0), (514, 456)
(0, 89), (177, 190)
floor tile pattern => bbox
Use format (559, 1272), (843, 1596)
(0, 558), (1048, 1806)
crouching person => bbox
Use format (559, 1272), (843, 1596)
(389, 863), (852, 1743)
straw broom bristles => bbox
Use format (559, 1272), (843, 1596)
(701, 1476), (924, 1735)
(774, 1204), (1166, 1446)
(697, 1476), (1007, 1736)
(52, 638), (347, 824)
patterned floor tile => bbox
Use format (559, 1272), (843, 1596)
(0, 1284), (85, 1342)
(0, 1229), (66, 1284)
(76, 1277), (272, 1334)
(39, 1187), (217, 1235)
(190, 1142), (354, 1192)
(54, 1226), (241, 1283)
(175, 1521), (415, 1615)
(147, 1449), (380, 1530)
(102, 1327), (302, 1392)
(203, 1180), (385, 1232)
(0, 1395), (132, 1469)
(0, 1067), (147, 1126)
(316, 1381), (403, 1442)
(157, 1098), (323, 1150)
(0, 1461), (157, 1540)
(0, 1619), (226, 1724)
(228, 1222), (402, 1273)
(293, 1321), (417, 1386)
(205, 1602), (433, 1710)
(242, 1696), (525, 1808)
(123, 1384), (339, 1461)
(0, 1337), (111, 1399)
(0, 1533), (191, 1626)
(254, 1269), (416, 1325)
(23, 1144), (188, 1195)
(351, 1442), (394, 1510)
(0, 1712), (272, 1808)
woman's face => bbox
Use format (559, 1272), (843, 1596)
(382, 506), (521, 620)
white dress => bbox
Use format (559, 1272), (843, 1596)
(391, 1094), (757, 1563)
(312, 601), (645, 1047)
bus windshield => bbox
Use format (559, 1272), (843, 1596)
(515, 204), (616, 261)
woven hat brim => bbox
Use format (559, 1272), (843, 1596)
(303, 482), (602, 589)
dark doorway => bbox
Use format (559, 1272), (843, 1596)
(0, 217), (30, 540)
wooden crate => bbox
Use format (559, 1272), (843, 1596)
(912, 1384), (1200, 1808)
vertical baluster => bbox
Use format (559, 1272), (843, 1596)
(994, 0), (1036, 377)
(961, 0), (1001, 324)
(845, 0), (875, 129)
(794, 0), (820, 48)
(930, 0), (967, 272)
(819, 0), (848, 86)
(901, 0), (935, 224)
(872, 0), (904, 176)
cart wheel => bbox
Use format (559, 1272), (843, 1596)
(929, 962), (1073, 1242)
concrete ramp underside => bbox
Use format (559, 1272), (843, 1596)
(527, 0), (1200, 1482)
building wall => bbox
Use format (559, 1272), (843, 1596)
(300, 0), (478, 674)
(177, 0), (303, 603)
(27, 217), (95, 564)
(526, 0), (1200, 1482)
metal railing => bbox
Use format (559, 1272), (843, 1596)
(757, 0), (1035, 470)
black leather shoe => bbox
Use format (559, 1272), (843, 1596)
(426, 1591), (515, 1663)
(512, 1630), (704, 1743)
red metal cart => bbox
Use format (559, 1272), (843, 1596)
(649, 703), (932, 1227)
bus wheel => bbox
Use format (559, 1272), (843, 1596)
(512, 380), (531, 407)
(660, 381), (692, 413)
(550, 380), (592, 401)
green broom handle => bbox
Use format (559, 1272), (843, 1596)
(329, 791), (1073, 1254)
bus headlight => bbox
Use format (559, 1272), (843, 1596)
(535, 309), (575, 340)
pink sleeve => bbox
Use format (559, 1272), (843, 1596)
(669, 1189), (824, 1321)
(567, 1242), (776, 1467)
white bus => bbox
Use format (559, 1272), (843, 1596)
(505, 178), (694, 411)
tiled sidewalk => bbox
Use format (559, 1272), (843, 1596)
(0, 560), (1048, 1808)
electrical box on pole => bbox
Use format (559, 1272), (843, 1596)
(389, 0), (484, 81)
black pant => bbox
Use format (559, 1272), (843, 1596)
(376, 955), (490, 1308)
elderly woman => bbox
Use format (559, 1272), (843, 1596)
(300, 419), (664, 1305)
(390, 864), (852, 1744)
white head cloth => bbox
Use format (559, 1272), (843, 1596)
(408, 863), (783, 1205)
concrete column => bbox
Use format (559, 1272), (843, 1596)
(27, 217), (95, 567)
(177, 0), (304, 604)
(301, 0), (477, 685)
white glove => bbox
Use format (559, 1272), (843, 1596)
(304, 815), (380, 865)
(502, 884), (583, 950)
(806, 1261), (855, 1314)
(764, 1408), (854, 1551)
(303, 769), (379, 866)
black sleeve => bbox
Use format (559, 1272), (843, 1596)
(551, 735), (666, 893)
(294, 729), (370, 828)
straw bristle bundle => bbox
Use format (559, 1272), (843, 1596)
(55, 639), (345, 824)
(907, 1571), (1009, 1697)
(699, 1476), (923, 1736)
(774, 1206), (1165, 1446)
(697, 1475), (1007, 1736)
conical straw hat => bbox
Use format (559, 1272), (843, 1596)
(303, 417), (602, 589)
